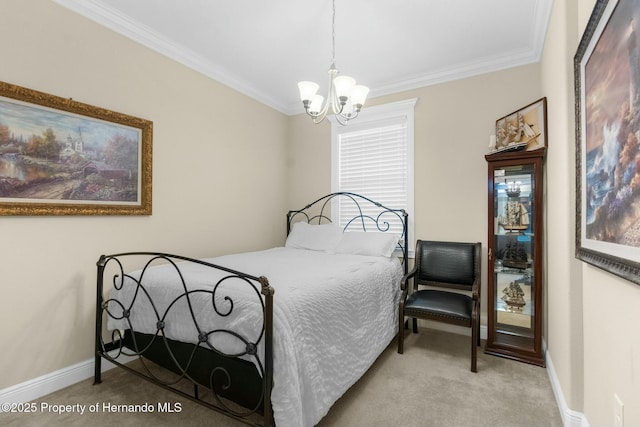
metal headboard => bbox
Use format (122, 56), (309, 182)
(286, 192), (409, 273)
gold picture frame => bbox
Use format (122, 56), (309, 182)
(0, 81), (152, 215)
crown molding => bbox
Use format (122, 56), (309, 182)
(368, 0), (553, 100)
(52, 0), (290, 115)
(53, 0), (553, 118)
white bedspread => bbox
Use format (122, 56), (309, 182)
(106, 247), (402, 427)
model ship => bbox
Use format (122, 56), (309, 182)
(498, 182), (529, 232)
(501, 281), (526, 311)
(502, 240), (529, 269)
(493, 112), (541, 153)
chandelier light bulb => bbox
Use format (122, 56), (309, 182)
(350, 85), (370, 109)
(333, 75), (356, 100)
(309, 94), (324, 114)
(298, 81), (319, 102)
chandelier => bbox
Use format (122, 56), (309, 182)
(297, 0), (369, 125)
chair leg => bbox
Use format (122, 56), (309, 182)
(471, 320), (478, 373)
(412, 317), (418, 333)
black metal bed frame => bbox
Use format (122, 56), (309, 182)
(94, 192), (408, 427)
(287, 192), (409, 272)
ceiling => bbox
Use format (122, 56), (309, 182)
(52, 0), (553, 116)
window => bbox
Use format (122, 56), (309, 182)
(331, 98), (416, 254)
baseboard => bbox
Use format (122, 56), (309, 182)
(545, 347), (590, 427)
(0, 353), (135, 404)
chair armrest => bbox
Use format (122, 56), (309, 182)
(471, 277), (481, 301)
(400, 263), (418, 291)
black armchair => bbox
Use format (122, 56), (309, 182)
(398, 240), (482, 372)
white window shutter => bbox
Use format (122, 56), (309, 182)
(331, 99), (416, 246)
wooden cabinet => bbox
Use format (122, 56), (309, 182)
(484, 148), (545, 366)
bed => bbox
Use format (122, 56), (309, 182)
(94, 192), (408, 427)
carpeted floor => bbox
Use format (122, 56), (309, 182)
(1, 329), (563, 427)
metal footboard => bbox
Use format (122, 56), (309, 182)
(94, 252), (274, 427)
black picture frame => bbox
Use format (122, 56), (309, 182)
(574, 0), (640, 285)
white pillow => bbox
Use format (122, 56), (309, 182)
(333, 232), (400, 258)
(285, 222), (342, 252)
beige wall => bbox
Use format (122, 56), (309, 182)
(0, 0), (288, 388)
(574, 2), (640, 425)
(541, 0), (640, 425)
(540, 0), (585, 416)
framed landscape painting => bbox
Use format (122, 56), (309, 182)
(0, 81), (152, 215)
(575, 0), (640, 285)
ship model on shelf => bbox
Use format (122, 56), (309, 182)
(498, 181), (530, 233)
(501, 281), (526, 311)
(501, 240), (529, 269)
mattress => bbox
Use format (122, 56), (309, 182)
(106, 246), (402, 427)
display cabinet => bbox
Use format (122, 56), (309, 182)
(484, 148), (545, 366)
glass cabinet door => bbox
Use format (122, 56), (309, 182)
(485, 151), (544, 367)
(493, 165), (535, 338)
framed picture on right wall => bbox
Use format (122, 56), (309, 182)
(574, 0), (640, 285)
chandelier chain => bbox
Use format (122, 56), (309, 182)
(331, 0), (336, 65)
